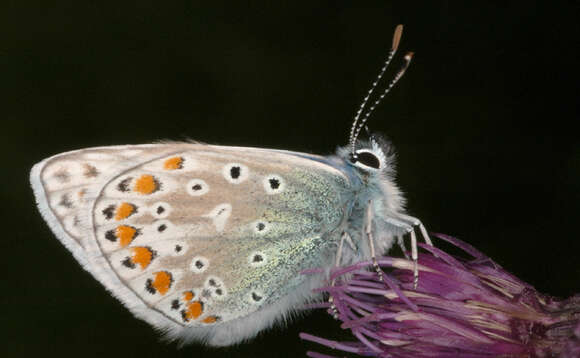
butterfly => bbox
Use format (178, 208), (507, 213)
(30, 25), (432, 346)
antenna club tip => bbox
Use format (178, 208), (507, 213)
(405, 52), (414, 60)
(392, 25), (404, 51)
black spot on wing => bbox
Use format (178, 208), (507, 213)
(145, 278), (156, 294)
(83, 164), (99, 178)
(105, 230), (117, 242)
(251, 292), (262, 302)
(268, 178), (280, 189)
(116, 177), (132, 192)
(121, 257), (136, 269)
(102, 205), (116, 220)
(230, 166), (241, 179)
(58, 194), (73, 208)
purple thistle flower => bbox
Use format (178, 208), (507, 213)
(300, 234), (580, 358)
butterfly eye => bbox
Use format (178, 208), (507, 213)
(353, 150), (381, 169)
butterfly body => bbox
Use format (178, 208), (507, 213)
(31, 140), (408, 346)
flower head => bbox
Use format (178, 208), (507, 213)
(301, 234), (580, 357)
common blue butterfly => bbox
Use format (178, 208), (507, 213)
(30, 25), (432, 346)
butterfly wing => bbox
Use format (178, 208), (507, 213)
(31, 143), (351, 346)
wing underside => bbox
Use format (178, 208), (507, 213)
(31, 143), (350, 345)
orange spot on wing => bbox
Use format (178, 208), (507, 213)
(131, 247), (155, 269)
(182, 291), (195, 302)
(183, 301), (203, 321)
(134, 174), (159, 195)
(115, 202), (135, 220)
(163, 156), (184, 170)
(117, 225), (138, 247)
(202, 315), (219, 324)
(151, 271), (172, 295)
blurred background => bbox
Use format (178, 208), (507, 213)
(1, 1), (578, 357)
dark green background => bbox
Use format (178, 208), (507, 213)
(2, 2), (578, 357)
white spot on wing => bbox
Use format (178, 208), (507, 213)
(186, 179), (209, 196)
(248, 251), (267, 267)
(171, 242), (188, 256)
(205, 276), (224, 288)
(190, 256), (209, 273)
(203, 203), (232, 233)
(153, 219), (172, 235)
(222, 163), (249, 184)
(253, 220), (269, 235)
(263, 174), (285, 194)
(199, 276), (227, 300)
(150, 202), (171, 219)
(212, 288), (227, 300)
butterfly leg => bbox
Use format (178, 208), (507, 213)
(365, 203), (387, 285)
(384, 217), (421, 288)
(390, 214), (435, 288)
(329, 231), (351, 319)
(393, 213), (434, 247)
(396, 235), (410, 259)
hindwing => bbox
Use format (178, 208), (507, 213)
(31, 143), (350, 345)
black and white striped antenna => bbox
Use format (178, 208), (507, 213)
(349, 24), (414, 159)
